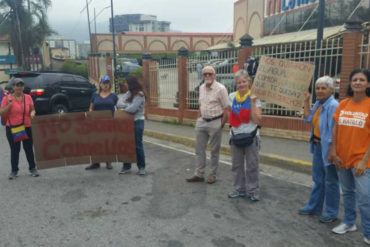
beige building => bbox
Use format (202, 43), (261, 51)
(0, 35), (16, 82)
(233, 0), (265, 41)
(92, 32), (233, 54)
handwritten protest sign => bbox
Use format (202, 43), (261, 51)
(31, 110), (136, 169)
(251, 56), (315, 110)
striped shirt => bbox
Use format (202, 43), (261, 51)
(199, 81), (228, 119)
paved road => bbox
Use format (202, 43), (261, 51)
(0, 132), (365, 247)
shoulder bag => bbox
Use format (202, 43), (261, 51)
(8, 96), (29, 142)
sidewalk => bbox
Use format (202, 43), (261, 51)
(144, 120), (313, 174)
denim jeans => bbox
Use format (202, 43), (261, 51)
(338, 168), (370, 238)
(124, 120), (145, 170)
(302, 143), (340, 218)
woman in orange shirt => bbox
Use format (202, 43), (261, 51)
(329, 69), (370, 245)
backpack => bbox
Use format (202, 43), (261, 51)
(244, 56), (259, 77)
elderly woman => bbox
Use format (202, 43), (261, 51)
(0, 78), (39, 179)
(228, 70), (262, 201)
(298, 76), (339, 223)
(117, 76), (146, 175)
(85, 75), (118, 170)
(329, 69), (370, 245)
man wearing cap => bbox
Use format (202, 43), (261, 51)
(0, 78), (39, 179)
(186, 66), (229, 184)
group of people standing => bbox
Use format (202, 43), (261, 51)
(185, 66), (369, 244)
(0, 75), (147, 179)
(0, 63), (369, 244)
(85, 75), (147, 175)
(300, 69), (370, 244)
(186, 66), (262, 202)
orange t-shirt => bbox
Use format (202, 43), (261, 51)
(333, 97), (370, 169)
(312, 105), (321, 141)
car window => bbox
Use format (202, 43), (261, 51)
(42, 74), (60, 87)
(61, 75), (76, 87)
(6, 75), (42, 90)
(74, 76), (93, 88)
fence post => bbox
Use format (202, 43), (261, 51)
(178, 47), (189, 123)
(142, 53), (152, 118)
(340, 21), (363, 100)
(238, 34), (254, 70)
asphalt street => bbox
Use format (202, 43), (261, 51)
(0, 132), (366, 247)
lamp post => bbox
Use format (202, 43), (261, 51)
(85, 0), (93, 53)
(110, 0), (117, 80)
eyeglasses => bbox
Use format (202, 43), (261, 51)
(202, 73), (214, 77)
(15, 83), (24, 87)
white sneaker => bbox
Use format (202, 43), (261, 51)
(137, 169), (146, 175)
(364, 237), (370, 245)
(332, 223), (357, 234)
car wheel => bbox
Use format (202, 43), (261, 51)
(52, 104), (68, 114)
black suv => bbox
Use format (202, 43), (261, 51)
(5, 72), (96, 114)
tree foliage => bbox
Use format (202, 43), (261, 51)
(61, 60), (88, 79)
(0, 0), (54, 70)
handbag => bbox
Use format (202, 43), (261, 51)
(230, 127), (258, 147)
(8, 96), (29, 142)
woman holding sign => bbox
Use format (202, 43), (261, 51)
(228, 70), (262, 201)
(0, 78), (39, 180)
(329, 69), (370, 245)
(116, 76), (146, 175)
(85, 75), (118, 170)
(299, 76), (340, 223)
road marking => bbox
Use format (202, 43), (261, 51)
(144, 139), (311, 188)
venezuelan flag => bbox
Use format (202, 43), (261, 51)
(11, 125), (28, 142)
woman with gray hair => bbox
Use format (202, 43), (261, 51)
(298, 76), (340, 223)
(228, 70), (262, 201)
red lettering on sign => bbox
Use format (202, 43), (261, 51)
(43, 139), (60, 159)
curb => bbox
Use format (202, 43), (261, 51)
(144, 129), (312, 174)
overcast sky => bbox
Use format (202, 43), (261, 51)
(48, 0), (235, 42)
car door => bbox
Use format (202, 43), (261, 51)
(60, 75), (81, 110)
(73, 76), (95, 110)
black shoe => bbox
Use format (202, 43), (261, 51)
(106, 163), (113, 169)
(85, 163), (100, 170)
(30, 168), (40, 177)
(8, 171), (18, 180)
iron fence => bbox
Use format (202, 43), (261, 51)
(253, 36), (343, 117)
(360, 25), (370, 69)
(149, 59), (178, 108)
(187, 49), (239, 109)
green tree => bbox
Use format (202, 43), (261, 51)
(0, 0), (53, 70)
(61, 60), (88, 79)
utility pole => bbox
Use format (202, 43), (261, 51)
(94, 8), (98, 53)
(313, 0), (325, 102)
(85, 0), (93, 53)
(110, 0), (117, 80)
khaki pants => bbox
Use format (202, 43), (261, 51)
(194, 118), (222, 177)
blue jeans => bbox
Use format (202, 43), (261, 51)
(302, 143), (340, 218)
(338, 168), (370, 238)
(124, 120), (145, 170)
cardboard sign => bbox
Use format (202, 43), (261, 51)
(252, 56), (314, 111)
(31, 110), (136, 169)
